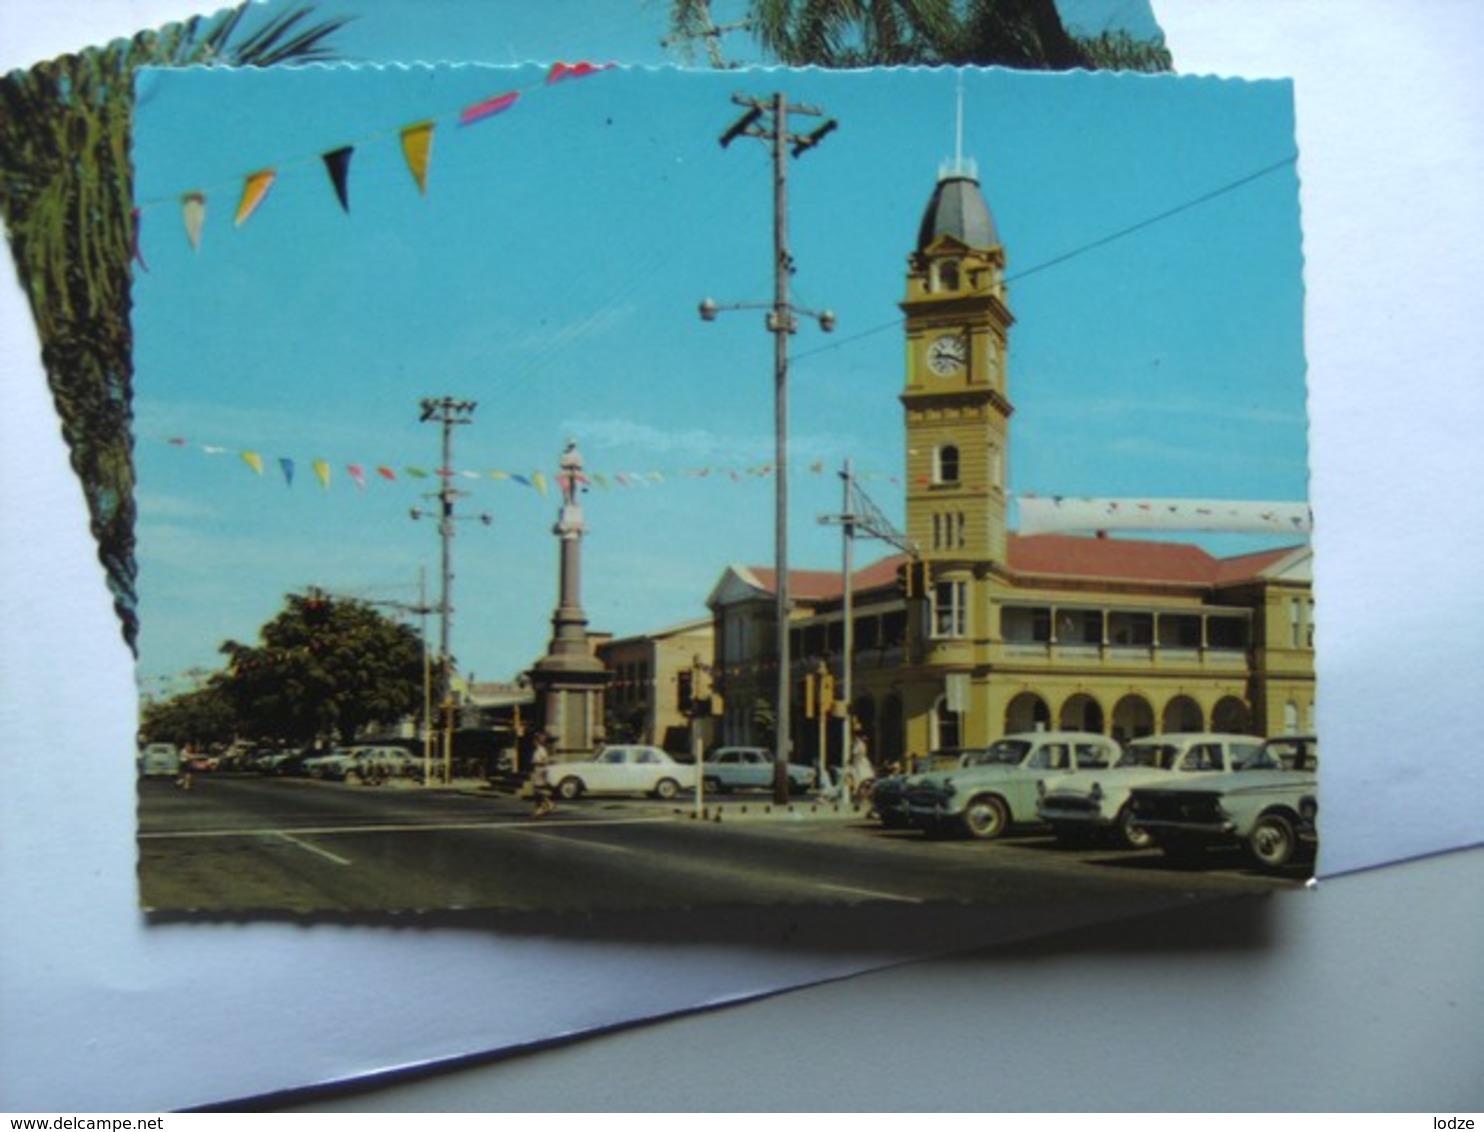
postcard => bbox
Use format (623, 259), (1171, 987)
(123, 59), (1315, 917)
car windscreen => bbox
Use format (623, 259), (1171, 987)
(973, 740), (1032, 766)
(1124, 743), (1179, 769)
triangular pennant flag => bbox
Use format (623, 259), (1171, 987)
(532, 472), (549, 497)
(459, 91), (520, 126)
(591, 473), (609, 490)
(376, 466), (397, 482)
(322, 146), (353, 212)
(312, 460), (331, 488)
(405, 467), (429, 479)
(278, 457), (295, 486)
(235, 169), (276, 226)
(181, 192), (206, 250)
(348, 464), (367, 490)
(167, 437), (187, 447)
(240, 451), (263, 475)
(547, 61), (613, 84)
(511, 474), (531, 487)
(400, 122), (435, 195)
(489, 471), (510, 481)
(202, 445), (226, 455)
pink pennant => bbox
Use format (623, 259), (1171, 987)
(460, 91), (520, 126)
(547, 61), (614, 84)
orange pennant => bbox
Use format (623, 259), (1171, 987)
(235, 169), (277, 226)
(400, 122), (435, 195)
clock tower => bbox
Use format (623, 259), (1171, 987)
(900, 159), (1014, 567)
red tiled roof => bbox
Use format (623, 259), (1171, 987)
(1007, 534), (1218, 585)
(742, 535), (1302, 598)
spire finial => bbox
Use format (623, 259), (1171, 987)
(939, 69), (978, 182)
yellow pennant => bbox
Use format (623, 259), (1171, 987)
(312, 460), (331, 489)
(531, 472), (548, 497)
(240, 450), (263, 475)
(400, 121), (435, 195)
(235, 169), (277, 226)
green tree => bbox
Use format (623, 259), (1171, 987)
(0, 5), (350, 654)
(667, 0), (1171, 71)
(140, 681), (238, 748)
(219, 592), (427, 746)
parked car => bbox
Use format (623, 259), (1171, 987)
(137, 742), (181, 778)
(904, 731), (1124, 840)
(702, 747), (816, 794)
(871, 748), (991, 829)
(1126, 735), (1319, 871)
(302, 747), (354, 778)
(551, 745), (697, 801)
(1035, 732), (1267, 848)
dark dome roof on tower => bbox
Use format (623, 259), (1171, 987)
(916, 173), (998, 252)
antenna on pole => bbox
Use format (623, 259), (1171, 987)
(939, 70), (977, 181)
(955, 70), (965, 172)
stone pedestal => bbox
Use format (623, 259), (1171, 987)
(526, 441), (610, 757)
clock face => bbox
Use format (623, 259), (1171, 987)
(927, 333), (968, 376)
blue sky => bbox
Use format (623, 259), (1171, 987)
(131, 47), (1305, 690)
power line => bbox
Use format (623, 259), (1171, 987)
(789, 152), (1299, 366)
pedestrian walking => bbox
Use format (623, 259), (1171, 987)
(529, 731), (556, 817)
(846, 730), (874, 810)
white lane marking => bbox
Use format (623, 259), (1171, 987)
(511, 828), (637, 854)
(813, 882), (923, 904)
(139, 816), (673, 841)
(274, 831), (352, 866)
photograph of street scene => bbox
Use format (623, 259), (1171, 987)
(129, 60), (1314, 916)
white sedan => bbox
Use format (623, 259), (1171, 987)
(550, 745), (696, 801)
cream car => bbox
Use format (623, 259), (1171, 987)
(1127, 735), (1319, 871)
(903, 731), (1124, 841)
(551, 745), (697, 801)
(1035, 732), (1267, 848)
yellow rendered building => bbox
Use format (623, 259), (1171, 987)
(707, 159), (1314, 770)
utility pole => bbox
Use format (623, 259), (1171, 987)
(412, 397), (491, 784)
(702, 91), (837, 805)
(819, 459), (918, 779)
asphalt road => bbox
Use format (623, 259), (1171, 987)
(137, 775), (1300, 920)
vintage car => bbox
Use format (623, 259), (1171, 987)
(551, 744), (697, 801)
(903, 731), (1124, 840)
(870, 747), (991, 829)
(1035, 732), (1267, 848)
(1126, 735), (1319, 871)
(702, 746), (816, 794)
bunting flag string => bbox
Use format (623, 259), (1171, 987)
(139, 60), (617, 253)
(146, 431), (898, 499)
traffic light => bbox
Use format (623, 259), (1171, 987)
(896, 559), (929, 599)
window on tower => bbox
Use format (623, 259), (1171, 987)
(934, 445), (960, 484)
(931, 580), (968, 639)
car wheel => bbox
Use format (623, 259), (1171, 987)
(1248, 813), (1297, 870)
(555, 777), (583, 801)
(961, 795), (1009, 840)
(654, 777), (680, 801)
(1116, 806), (1154, 850)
